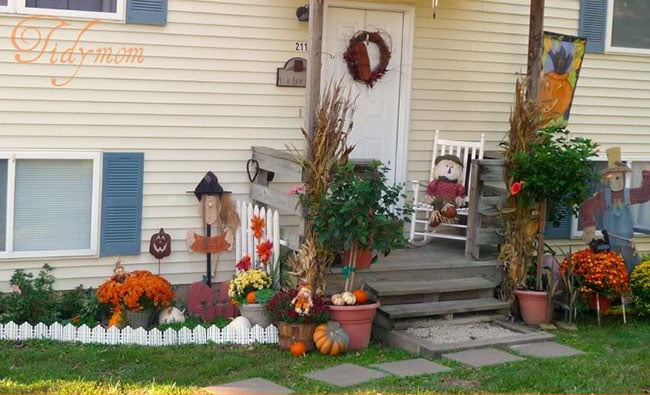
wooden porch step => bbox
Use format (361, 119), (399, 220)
(365, 277), (496, 305)
(365, 277), (495, 297)
(377, 298), (510, 321)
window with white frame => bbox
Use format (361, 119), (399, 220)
(628, 160), (650, 230)
(0, 0), (125, 20)
(0, 152), (100, 258)
(571, 159), (610, 238)
(607, 0), (650, 54)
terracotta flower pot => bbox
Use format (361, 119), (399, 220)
(515, 289), (548, 325)
(343, 248), (373, 269)
(328, 301), (379, 350)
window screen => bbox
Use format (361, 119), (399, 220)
(630, 161), (650, 229)
(25, 0), (117, 12)
(611, 0), (650, 50)
(13, 159), (93, 251)
(0, 159), (6, 251)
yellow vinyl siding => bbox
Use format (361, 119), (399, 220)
(2, 0), (650, 290)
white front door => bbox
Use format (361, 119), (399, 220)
(322, 2), (412, 184)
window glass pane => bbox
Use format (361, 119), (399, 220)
(0, 0), (7, 6)
(611, 0), (650, 50)
(25, 0), (117, 13)
(630, 161), (650, 229)
(14, 159), (93, 251)
(576, 161), (609, 231)
(0, 159), (6, 252)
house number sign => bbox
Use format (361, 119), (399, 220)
(276, 57), (306, 88)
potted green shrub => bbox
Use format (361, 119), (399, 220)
(312, 160), (409, 349)
(501, 78), (599, 324)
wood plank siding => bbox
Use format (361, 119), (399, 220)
(1, 0), (650, 290)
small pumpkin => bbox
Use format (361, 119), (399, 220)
(352, 289), (368, 304)
(341, 291), (356, 305)
(313, 321), (349, 356)
(330, 293), (345, 306)
(246, 291), (257, 304)
(290, 341), (307, 356)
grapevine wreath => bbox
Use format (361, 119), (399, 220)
(343, 30), (391, 87)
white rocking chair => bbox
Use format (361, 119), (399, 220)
(409, 130), (485, 246)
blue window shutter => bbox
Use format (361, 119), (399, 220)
(100, 152), (144, 256)
(126, 0), (168, 25)
(579, 0), (607, 53)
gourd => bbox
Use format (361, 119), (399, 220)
(330, 293), (345, 306)
(290, 341), (307, 356)
(229, 316), (252, 330)
(352, 289), (368, 304)
(313, 321), (349, 356)
(246, 291), (257, 304)
(341, 291), (356, 305)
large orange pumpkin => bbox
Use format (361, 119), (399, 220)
(313, 321), (349, 356)
(290, 341), (307, 356)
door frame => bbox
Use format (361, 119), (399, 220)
(322, 0), (414, 185)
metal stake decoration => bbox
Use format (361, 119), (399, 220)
(186, 171), (240, 287)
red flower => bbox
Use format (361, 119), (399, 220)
(251, 215), (266, 240)
(510, 181), (524, 195)
(256, 240), (273, 265)
(236, 255), (252, 271)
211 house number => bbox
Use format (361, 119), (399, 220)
(295, 42), (308, 52)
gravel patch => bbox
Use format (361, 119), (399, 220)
(403, 321), (521, 345)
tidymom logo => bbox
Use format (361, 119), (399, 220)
(11, 15), (145, 87)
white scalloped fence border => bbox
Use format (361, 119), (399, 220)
(0, 322), (279, 346)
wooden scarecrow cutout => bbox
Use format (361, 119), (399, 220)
(425, 154), (465, 227)
(580, 147), (650, 275)
(186, 171), (240, 286)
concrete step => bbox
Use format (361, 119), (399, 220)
(375, 298), (510, 329)
(365, 277), (496, 305)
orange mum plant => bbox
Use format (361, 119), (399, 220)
(560, 248), (629, 298)
(97, 264), (175, 327)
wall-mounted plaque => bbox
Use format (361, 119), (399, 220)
(276, 57), (306, 87)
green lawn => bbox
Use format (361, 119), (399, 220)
(1, 315), (649, 394)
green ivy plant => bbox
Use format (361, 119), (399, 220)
(0, 264), (61, 324)
(311, 160), (410, 292)
(508, 126), (600, 226)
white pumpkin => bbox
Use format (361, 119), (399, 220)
(341, 291), (357, 305)
(229, 316), (252, 330)
(330, 293), (345, 306)
(158, 306), (186, 325)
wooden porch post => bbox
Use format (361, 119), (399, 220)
(305, 0), (324, 141)
(526, 0), (545, 103)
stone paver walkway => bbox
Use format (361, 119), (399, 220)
(204, 378), (293, 394)
(442, 348), (525, 367)
(372, 358), (452, 376)
(304, 363), (388, 387)
(204, 341), (584, 393)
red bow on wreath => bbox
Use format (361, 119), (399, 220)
(343, 31), (391, 88)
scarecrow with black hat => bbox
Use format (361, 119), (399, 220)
(580, 147), (650, 274)
(187, 171), (240, 286)
(425, 154), (466, 227)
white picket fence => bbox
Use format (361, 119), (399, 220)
(0, 321), (279, 346)
(235, 201), (281, 287)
